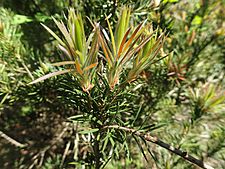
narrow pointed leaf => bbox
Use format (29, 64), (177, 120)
(51, 61), (75, 66)
(99, 33), (113, 66)
(79, 128), (99, 134)
(41, 23), (65, 46)
(53, 18), (74, 49)
(120, 34), (153, 64)
(83, 62), (98, 71)
(58, 44), (73, 60)
(28, 69), (71, 85)
(123, 22), (145, 52)
(115, 8), (130, 48)
(105, 16), (116, 55)
(145, 33), (165, 57)
(74, 16), (84, 54)
(118, 33), (142, 65)
(117, 27), (131, 59)
(75, 61), (83, 75)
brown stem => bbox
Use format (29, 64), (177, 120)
(103, 125), (214, 169)
(92, 131), (102, 169)
(0, 131), (26, 148)
(94, 139), (100, 169)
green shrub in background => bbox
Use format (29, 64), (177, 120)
(0, 8), (30, 110)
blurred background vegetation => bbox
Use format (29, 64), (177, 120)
(0, 0), (224, 168)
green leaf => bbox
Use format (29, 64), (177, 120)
(51, 61), (75, 66)
(28, 69), (72, 85)
(79, 128), (99, 134)
(102, 132), (110, 152)
(74, 16), (84, 54)
(41, 23), (66, 47)
(68, 114), (84, 121)
(117, 27), (131, 57)
(133, 135), (149, 162)
(98, 32), (113, 67)
(147, 123), (167, 131)
(12, 15), (33, 24)
(105, 15), (116, 55)
(123, 21), (146, 54)
(109, 136), (115, 147)
(132, 104), (143, 126)
(115, 7), (131, 49)
(35, 13), (51, 22)
(53, 18), (74, 50)
(192, 15), (203, 25)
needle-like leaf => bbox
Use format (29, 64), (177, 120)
(28, 69), (72, 85)
(53, 18), (74, 49)
(115, 7), (131, 48)
(58, 44), (73, 60)
(83, 62), (98, 71)
(51, 61), (75, 66)
(75, 61), (83, 75)
(99, 32), (113, 67)
(123, 22), (146, 52)
(41, 23), (65, 47)
(117, 27), (131, 59)
(105, 15), (116, 56)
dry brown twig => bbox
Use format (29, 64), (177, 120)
(0, 130), (26, 148)
(28, 122), (70, 169)
(103, 125), (214, 169)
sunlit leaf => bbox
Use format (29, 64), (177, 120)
(83, 62), (98, 71)
(41, 23), (66, 47)
(51, 61), (75, 66)
(28, 69), (72, 85)
(79, 128), (99, 134)
(105, 15), (116, 55)
(75, 61), (83, 75)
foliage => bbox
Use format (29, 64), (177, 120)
(0, 8), (29, 110)
(28, 7), (165, 168)
(30, 8), (100, 91)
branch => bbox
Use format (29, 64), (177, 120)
(28, 122), (69, 169)
(0, 130), (26, 148)
(103, 125), (214, 169)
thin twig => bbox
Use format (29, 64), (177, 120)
(28, 123), (70, 169)
(60, 141), (71, 168)
(21, 61), (34, 80)
(0, 130), (26, 148)
(103, 125), (214, 169)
